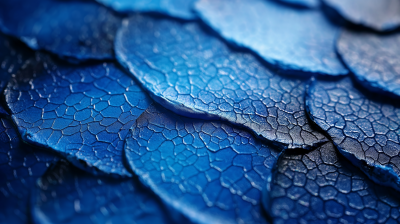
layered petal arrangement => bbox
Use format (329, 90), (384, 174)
(1, 0), (400, 224)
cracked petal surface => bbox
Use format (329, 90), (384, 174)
(124, 104), (282, 224)
(323, 0), (400, 32)
(306, 77), (400, 191)
(265, 142), (400, 224)
(0, 118), (59, 224)
(0, 0), (121, 61)
(116, 15), (328, 149)
(337, 30), (400, 98)
(194, 0), (348, 76)
(31, 161), (191, 224)
(4, 54), (152, 177)
(96, 0), (197, 20)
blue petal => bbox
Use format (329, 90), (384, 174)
(0, 118), (59, 224)
(194, 0), (348, 76)
(124, 103), (282, 224)
(264, 142), (400, 223)
(4, 54), (153, 177)
(96, 0), (197, 20)
(323, 0), (400, 32)
(306, 77), (400, 191)
(337, 29), (400, 98)
(0, 0), (121, 61)
(116, 15), (328, 149)
(31, 161), (191, 224)
(276, 0), (319, 8)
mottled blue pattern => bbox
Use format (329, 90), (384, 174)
(0, 118), (59, 224)
(306, 77), (400, 191)
(0, 0), (121, 61)
(5, 54), (152, 177)
(337, 30), (400, 98)
(96, 0), (197, 20)
(264, 142), (400, 224)
(323, 0), (400, 32)
(194, 0), (348, 76)
(31, 161), (191, 224)
(116, 15), (328, 150)
(277, 0), (319, 8)
(124, 104), (281, 224)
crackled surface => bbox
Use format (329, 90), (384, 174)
(306, 77), (400, 191)
(5, 54), (152, 176)
(32, 161), (190, 224)
(96, 0), (197, 20)
(0, 118), (59, 224)
(194, 0), (347, 76)
(0, 33), (33, 115)
(116, 15), (328, 149)
(323, 0), (400, 32)
(265, 142), (400, 224)
(125, 104), (281, 224)
(337, 30), (400, 98)
(277, 0), (319, 8)
(0, 0), (121, 61)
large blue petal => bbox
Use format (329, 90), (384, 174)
(0, 117), (59, 224)
(5, 54), (152, 177)
(337, 29), (400, 98)
(0, 0), (121, 61)
(124, 103), (281, 224)
(276, 0), (319, 8)
(95, 0), (197, 20)
(31, 161), (191, 224)
(264, 142), (400, 223)
(116, 15), (328, 149)
(323, 0), (400, 32)
(306, 77), (400, 191)
(194, 0), (348, 76)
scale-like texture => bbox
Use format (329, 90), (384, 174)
(0, 0), (121, 61)
(337, 30), (400, 98)
(306, 77), (400, 192)
(277, 0), (319, 8)
(125, 104), (281, 224)
(116, 15), (328, 150)
(5, 54), (152, 177)
(0, 118), (59, 224)
(0, 33), (33, 115)
(31, 161), (191, 224)
(323, 0), (400, 32)
(194, 0), (348, 76)
(265, 142), (400, 224)
(95, 0), (197, 20)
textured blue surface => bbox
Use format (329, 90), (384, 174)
(264, 142), (400, 224)
(31, 161), (191, 224)
(4, 54), (152, 177)
(116, 15), (328, 150)
(323, 0), (400, 32)
(124, 104), (281, 224)
(0, 117), (59, 224)
(337, 30), (400, 99)
(0, 0), (121, 61)
(0, 33), (33, 115)
(95, 0), (197, 20)
(194, 0), (348, 76)
(306, 77), (400, 192)
(277, 0), (319, 8)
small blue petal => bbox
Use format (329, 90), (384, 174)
(124, 104), (282, 224)
(5, 54), (153, 177)
(323, 0), (400, 31)
(0, 0), (121, 61)
(306, 77), (400, 191)
(96, 0), (197, 20)
(194, 0), (348, 76)
(0, 118), (59, 224)
(116, 15), (328, 149)
(264, 142), (400, 223)
(31, 161), (192, 224)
